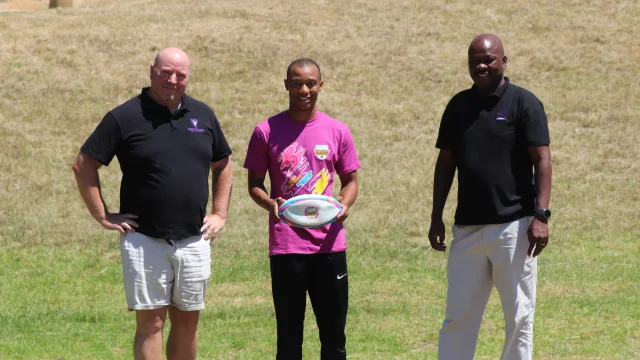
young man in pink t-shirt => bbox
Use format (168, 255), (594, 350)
(244, 58), (360, 360)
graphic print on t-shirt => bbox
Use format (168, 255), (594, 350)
(278, 142), (330, 197)
(309, 168), (330, 194)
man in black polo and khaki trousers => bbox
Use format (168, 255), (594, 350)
(428, 34), (552, 360)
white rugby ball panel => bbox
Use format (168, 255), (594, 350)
(278, 195), (343, 228)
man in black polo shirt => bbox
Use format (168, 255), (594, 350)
(72, 47), (232, 360)
(428, 34), (552, 360)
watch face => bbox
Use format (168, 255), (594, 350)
(536, 209), (552, 219)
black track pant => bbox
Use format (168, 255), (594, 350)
(270, 251), (348, 360)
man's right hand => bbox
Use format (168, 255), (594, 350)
(99, 213), (139, 235)
(428, 219), (447, 251)
(269, 198), (285, 222)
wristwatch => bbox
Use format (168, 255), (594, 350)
(534, 208), (552, 220)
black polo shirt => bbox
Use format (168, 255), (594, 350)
(436, 77), (550, 225)
(81, 88), (232, 239)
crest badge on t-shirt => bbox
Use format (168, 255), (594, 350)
(314, 145), (330, 160)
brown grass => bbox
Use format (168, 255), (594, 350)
(0, 0), (638, 358)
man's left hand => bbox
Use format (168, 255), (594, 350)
(336, 196), (350, 223)
(201, 214), (226, 241)
(527, 217), (549, 257)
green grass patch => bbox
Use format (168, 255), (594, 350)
(1, 0), (639, 358)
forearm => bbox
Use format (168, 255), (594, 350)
(72, 157), (108, 222)
(431, 155), (456, 220)
(211, 158), (233, 219)
(338, 177), (358, 208)
(249, 185), (274, 212)
(534, 155), (552, 209)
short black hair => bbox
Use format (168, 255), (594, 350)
(286, 58), (321, 80)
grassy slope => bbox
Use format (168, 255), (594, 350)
(0, 0), (638, 358)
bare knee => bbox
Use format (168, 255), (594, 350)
(136, 308), (168, 336)
(169, 307), (200, 333)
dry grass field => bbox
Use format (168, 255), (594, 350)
(0, 0), (639, 359)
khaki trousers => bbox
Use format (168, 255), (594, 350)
(438, 217), (537, 360)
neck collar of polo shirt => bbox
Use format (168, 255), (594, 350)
(471, 77), (510, 99)
(140, 87), (191, 113)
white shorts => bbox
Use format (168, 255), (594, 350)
(120, 232), (211, 311)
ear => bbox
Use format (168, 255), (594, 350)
(503, 56), (508, 70)
(284, 79), (289, 91)
(150, 64), (154, 79)
(318, 79), (324, 92)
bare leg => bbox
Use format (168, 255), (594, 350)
(134, 307), (168, 360)
(167, 306), (200, 360)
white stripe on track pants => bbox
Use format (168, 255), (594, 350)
(438, 217), (537, 360)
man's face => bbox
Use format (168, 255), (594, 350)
(149, 54), (190, 107)
(468, 41), (507, 90)
(284, 65), (323, 111)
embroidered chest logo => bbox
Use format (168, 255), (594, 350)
(314, 145), (330, 160)
(496, 110), (507, 121)
(188, 118), (205, 133)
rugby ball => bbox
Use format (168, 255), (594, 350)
(278, 194), (343, 228)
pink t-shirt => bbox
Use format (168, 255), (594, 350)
(244, 111), (361, 256)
